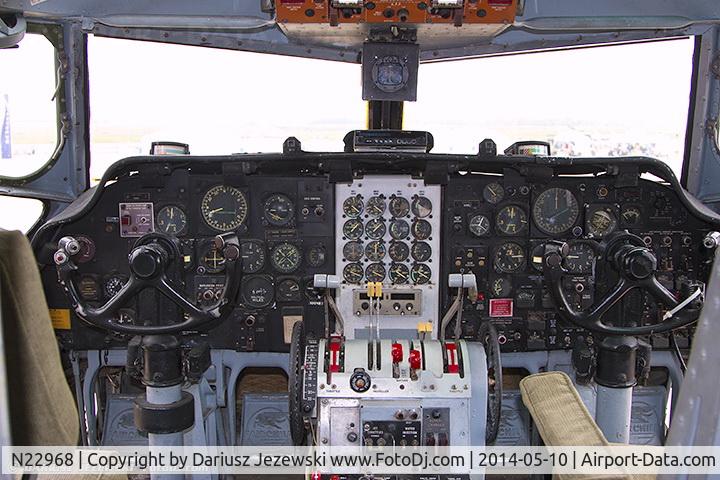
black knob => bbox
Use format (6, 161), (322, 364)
(129, 245), (164, 278)
(624, 247), (657, 280)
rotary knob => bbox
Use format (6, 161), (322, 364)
(349, 368), (371, 393)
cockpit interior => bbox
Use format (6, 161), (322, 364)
(2, 1), (720, 479)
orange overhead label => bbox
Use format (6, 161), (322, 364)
(49, 308), (71, 330)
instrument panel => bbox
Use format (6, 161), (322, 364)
(37, 153), (718, 355)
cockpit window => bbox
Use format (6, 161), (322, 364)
(87, 37), (365, 183)
(0, 33), (59, 178)
(405, 38), (695, 177)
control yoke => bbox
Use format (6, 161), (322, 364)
(54, 232), (242, 334)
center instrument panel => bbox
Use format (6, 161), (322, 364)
(37, 153), (718, 354)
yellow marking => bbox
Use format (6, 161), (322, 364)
(417, 322), (433, 333)
(49, 309), (71, 330)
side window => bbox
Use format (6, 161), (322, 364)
(0, 33), (58, 178)
(0, 196), (44, 232)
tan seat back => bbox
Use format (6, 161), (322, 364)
(0, 230), (78, 445)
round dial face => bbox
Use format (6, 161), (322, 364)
(200, 243), (226, 273)
(343, 219), (364, 240)
(201, 185), (248, 231)
(411, 196), (433, 218)
(263, 193), (295, 226)
(240, 240), (266, 273)
(365, 218), (386, 240)
(104, 275), (127, 299)
(307, 245), (327, 268)
(343, 195), (364, 217)
(564, 242), (596, 274)
(242, 275), (274, 309)
(532, 188), (580, 235)
(410, 263), (432, 284)
(343, 241), (364, 262)
(411, 241), (432, 262)
(483, 182), (505, 204)
(366, 196), (386, 217)
(587, 208), (617, 238)
(389, 219), (410, 239)
(365, 241), (386, 261)
(276, 278), (302, 302)
(270, 243), (302, 273)
(412, 219), (432, 240)
(389, 263), (410, 284)
(343, 263), (364, 284)
(621, 206), (642, 226)
(389, 241), (410, 262)
(495, 205), (528, 235)
(365, 263), (386, 282)
(468, 214), (490, 237)
(389, 196), (410, 217)
(494, 242), (526, 274)
(156, 206), (187, 236)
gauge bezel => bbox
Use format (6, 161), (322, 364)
(411, 196), (433, 218)
(495, 205), (528, 236)
(483, 182), (505, 204)
(155, 204), (188, 236)
(343, 241), (364, 262)
(365, 218), (386, 240)
(200, 185), (248, 232)
(389, 262), (410, 284)
(532, 187), (580, 235)
(364, 240), (386, 262)
(276, 277), (302, 302)
(389, 241), (410, 262)
(493, 242), (527, 274)
(270, 243), (302, 273)
(343, 218), (364, 240)
(411, 219), (432, 240)
(366, 195), (387, 217)
(240, 239), (266, 274)
(389, 196), (410, 218)
(410, 263), (432, 284)
(241, 275), (275, 309)
(263, 193), (295, 227)
(342, 195), (364, 218)
(389, 219), (410, 239)
(411, 241), (432, 262)
(468, 213), (491, 237)
(343, 263), (364, 284)
(365, 262), (387, 282)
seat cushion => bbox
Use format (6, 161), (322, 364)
(0, 230), (79, 445)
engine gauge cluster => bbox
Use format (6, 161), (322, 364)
(335, 176), (441, 340)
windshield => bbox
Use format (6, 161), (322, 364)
(88, 37), (694, 181)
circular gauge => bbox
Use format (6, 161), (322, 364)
(365, 241), (386, 262)
(411, 196), (433, 218)
(264, 193), (295, 226)
(343, 263), (364, 284)
(103, 275), (127, 298)
(389, 263), (410, 284)
(240, 240), (265, 274)
(564, 242), (596, 274)
(75, 235), (96, 263)
(621, 206), (642, 226)
(587, 208), (617, 238)
(389, 219), (410, 239)
(343, 219), (364, 240)
(307, 245), (327, 268)
(531, 243), (546, 272)
(389, 241), (410, 262)
(494, 242), (526, 274)
(410, 263), (432, 284)
(389, 196), (410, 217)
(483, 182), (505, 204)
(201, 185), (248, 231)
(468, 214), (490, 237)
(343, 241), (364, 262)
(412, 219), (432, 240)
(242, 275), (274, 309)
(366, 196), (386, 217)
(276, 278), (302, 302)
(365, 263), (386, 283)
(495, 205), (528, 236)
(532, 188), (580, 235)
(201, 243), (226, 273)
(156, 206), (187, 236)
(343, 195), (364, 218)
(365, 218), (386, 240)
(270, 243), (302, 273)
(411, 242), (432, 262)
(79, 275), (99, 300)
(491, 277), (512, 297)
